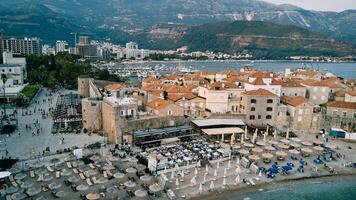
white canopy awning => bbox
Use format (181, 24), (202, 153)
(192, 119), (245, 127)
(202, 127), (244, 135)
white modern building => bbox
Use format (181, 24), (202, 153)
(55, 40), (69, 54)
(0, 52), (27, 87)
(124, 42), (150, 59)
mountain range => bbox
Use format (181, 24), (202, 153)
(0, 0), (355, 57)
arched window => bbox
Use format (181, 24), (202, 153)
(267, 99), (273, 103)
(266, 115), (272, 119)
(250, 107), (255, 111)
(266, 107), (273, 111)
(251, 99), (257, 104)
(249, 115), (255, 120)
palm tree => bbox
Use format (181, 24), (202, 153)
(1, 74), (7, 118)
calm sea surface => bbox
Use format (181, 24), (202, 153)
(127, 60), (356, 79)
(216, 177), (356, 200)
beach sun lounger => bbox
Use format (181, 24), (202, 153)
(56, 171), (61, 178)
(47, 166), (54, 172)
(73, 168), (79, 174)
(67, 162), (72, 168)
(79, 173), (86, 180)
(89, 163), (95, 169)
(107, 170), (113, 177)
(92, 177), (98, 184)
(11, 181), (18, 187)
(86, 178), (93, 186)
(103, 171), (108, 178)
(30, 171), (35, 178)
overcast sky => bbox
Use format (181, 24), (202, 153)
(264, 0), (356, 12)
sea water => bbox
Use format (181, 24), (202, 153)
(122, 60), (356, 79)
(220, 178), (356, 200)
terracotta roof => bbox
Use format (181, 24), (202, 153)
(147, 98), (170, 110)
(294, 70), (320, 76)
(299, 79), (326, 87)
(161, 74), (179, 81)
(184, 74), (203, 81)
(346, 90), (356, 96)
(207, 82), (239, 90)
(250, 71), (275, 78)
(319, 79), (345, 89)
(165, 85), (191, 93)
(104, 83), (123, 92)
(181, 93), (197, 100)
(326, 101), (356, 110)
(200, 71), (215, 76)
(148, 89), (162, 96)
(281, 96), (309, 107)
(250, 77), (266, 85)
(223, 76), (246, 83)
(243, 89), (277, 96)
(334, 91), (346, 97)
(142, 76), (157, 83)
(167, 94), (182, 102)
(280, 79), (304, 87)
(218, 70), (239, 76)
(270, 79), (284, 85)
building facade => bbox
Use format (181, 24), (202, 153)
(240, 89), (279, 127)
(0, 37), (42, 56)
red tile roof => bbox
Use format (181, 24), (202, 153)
(250, 77), (266, 85)
(281, 96), (309, 107)
(346, 90), (356, 96)
(326, 101), (356, 110)
(167, 94), (182, 102)
(147, 98), (170, 110)
(243, 89), (277, 96)
(207, 82), (239, 90)
(104, 83), (123, 92)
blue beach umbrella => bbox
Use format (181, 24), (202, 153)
(267, 168), (279, 174)
(282, 165), (292, 171)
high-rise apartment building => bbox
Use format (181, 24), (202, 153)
(0, 37), (42, 57)
(55, 40), (69, 54)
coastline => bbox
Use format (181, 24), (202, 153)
(192, 172), (356, 200)
(121, 59), (356, 64)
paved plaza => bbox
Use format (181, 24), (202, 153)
(0, 88), (103, 160)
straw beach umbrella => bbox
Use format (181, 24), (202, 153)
(278, 143), (290, 150)
(289, 149), (300, 155)
(252, 128), (258, 144)
(199, 183), (203, 193)
(239, 149), (249, 156)
(286, 128), (290, 139)
(244, 126), (248, 140)
(290, 143), (301, 148)
(291, 138), (301, 143)
(248, 155), (260, 161)
(313, 146), (324, 152)
(209, 181), (214, 190)
(243, 143), (254, 148)
(280, 139), (290, 144)
(231, 133), (235, 145)
(313, 140), (323, 145)
(252, 147), (263, 153)
(264, 145), (276, 151)
(302, 141), (313, 146)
